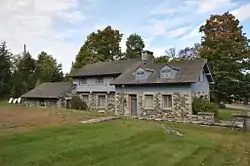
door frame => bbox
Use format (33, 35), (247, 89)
(129, 94), (137, 116)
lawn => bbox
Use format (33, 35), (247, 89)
(0, 105), (106, 133)
(0, 106), (250, 166)
(217, 108), (247, 120)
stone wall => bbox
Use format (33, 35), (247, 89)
(78, 92), (116, 113)
(23, 99), (61, 108)
(192, 90), (210, 100)
(115, 91), (194, 122)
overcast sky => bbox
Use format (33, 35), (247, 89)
(1, 0), (250, 73)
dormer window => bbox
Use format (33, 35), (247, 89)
(160, 65), (178, 78)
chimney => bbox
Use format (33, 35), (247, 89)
(23, 44), (27, 55)
(141, 50), (154, 61)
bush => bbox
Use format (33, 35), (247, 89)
(192, 98), (218, 117)
(219, 102), (226, 109)
(70, 95), (88, 110)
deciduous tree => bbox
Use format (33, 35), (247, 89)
(73, 26), (123, 69)
(125, 33), (145, 59)
(199, 12), (250, 102)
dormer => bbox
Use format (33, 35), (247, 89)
(135, 67), (146, 80)
(160, 65), (178, 78)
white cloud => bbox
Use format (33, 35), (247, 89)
(231, 3), (250, 21)
(165, 26), (191, 38)
(196, 0), (235, 14)
(0, 0), (89, 73)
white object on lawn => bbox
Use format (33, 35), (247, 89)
(13, 98), (17, 104)
(8, 97), (13, 104)
(17, 97), (21, 103)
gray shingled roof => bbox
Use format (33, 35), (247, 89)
(68, 58), (141, 77)
(22, 82), (75, 99)
(111, 59), (212, 85)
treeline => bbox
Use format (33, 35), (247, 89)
(0, 43), (63, 98)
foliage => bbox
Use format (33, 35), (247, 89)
(0, 42), (12, 98)
(73, 26), (123, 69)
(70, 95), (88, 110)
(155, 55), (169, 63)
(178, 43), (201, 60)
(11, 52), (36, 97)
(192, 98), (219, 117)
(34, 51), (64, 86)
(125, 33), (145, 59)
(199, 12), (250, 102)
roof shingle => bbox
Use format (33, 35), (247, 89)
(22, 82), (75, 99)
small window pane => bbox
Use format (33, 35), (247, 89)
(145, 95), (154, 108)
(80, 78), (87, 85)
(162, 95), (172, 108)
(96, 77), (104, 84)
(98, 95), (106, 107)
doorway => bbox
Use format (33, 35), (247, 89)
(130, 95), (137, 116)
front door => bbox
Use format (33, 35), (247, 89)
(130, 95), (137, 116)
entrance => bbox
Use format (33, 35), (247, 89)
(130, 95), (137, 116)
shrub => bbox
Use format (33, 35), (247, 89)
(192, 98), (218, 117)
(219, 102), (226, 109)
(70, 95), (88, 110)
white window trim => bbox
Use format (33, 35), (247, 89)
(144, 93), (154, 109)
(97, 94), (107, 108)
(162, 93), (173, 110)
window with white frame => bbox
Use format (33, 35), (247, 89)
(144, 95), (154, 108)
(96, 77), (104, 84)
(98, 95), (106, 107)
(162, 95), (172, 109)
(82, 95), (89, 104)
(80, 78), (87, 85)
(136, 71), (145, 80)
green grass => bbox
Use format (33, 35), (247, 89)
(0, 118), (250, 166)
(217, 108), (247, 120)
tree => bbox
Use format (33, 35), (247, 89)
(0, 42), (12, 98)
(34, 51), (64, 85)
(199, 12), (250, 102)
(155, 55), (169, 63)
(11, 52), (36, 97)
(73, 26), (123, 69)
(125, 33), (145, 59)
(178, 43), (201, 60)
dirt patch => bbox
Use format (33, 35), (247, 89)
(0, 106), (103, 132)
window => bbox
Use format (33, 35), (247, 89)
(80, 78), (87, 85)
(136, 71), (145, 80)
(162, 69), (172, 78)
(144, 95), (154, 108)
(162, 95), (172, 109)
(39, 100), (46, 107)
(96, 77), (104, 84)
(82, 95), (89, 104)
(98, 95), (106, 107)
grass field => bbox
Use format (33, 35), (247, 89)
(217, 108), (247, 120)
(0, 105), (250, 166)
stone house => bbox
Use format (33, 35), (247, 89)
(22, 51), (214, 122)
(22, 82), (76, 108)
(68, 51), (214, 122)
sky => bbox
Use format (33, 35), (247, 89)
(1, 0), (250, 73)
